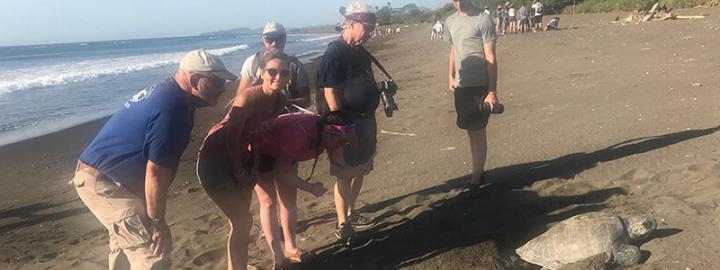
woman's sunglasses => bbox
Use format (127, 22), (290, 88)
(265, 68), (290, 78)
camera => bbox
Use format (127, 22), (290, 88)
(377, 79), (399, 118)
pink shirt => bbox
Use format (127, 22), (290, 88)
(199, 85), (288, 161)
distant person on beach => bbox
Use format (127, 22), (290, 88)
(72, 49), (236, 270)
(545, 16), (560, 30)
(445, 0), (501, 198)
(316, 1), (379, 242)
(196, 50), (320, 270)
(237, 22), (311, 109)
(518, 4), (530, 33)
(431, 20), (444, 40)
(508, 4), (517, 34)
(531, 0), (545, 31)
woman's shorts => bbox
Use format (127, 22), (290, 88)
(196, 152), (255, 191)
(454, 86), (490, 131)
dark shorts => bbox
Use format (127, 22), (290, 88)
(196, 152), (255, 191)
(454, 86), (490, 131)
(532, 15), (543, 24)
(342, 113), (377, 166)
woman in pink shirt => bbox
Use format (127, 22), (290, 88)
(196, 50), (309, 270)
(254, 110), (356, 267)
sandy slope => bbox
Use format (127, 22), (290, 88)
(1, 7), (720, 270)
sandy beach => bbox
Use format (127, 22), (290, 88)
(2, 7), (720, 269)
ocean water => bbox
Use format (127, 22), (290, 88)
(0, 33), (337, 146)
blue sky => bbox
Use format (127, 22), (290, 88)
(1, 0), (447, 46)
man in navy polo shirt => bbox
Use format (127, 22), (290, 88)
(71, 49), (236, 269)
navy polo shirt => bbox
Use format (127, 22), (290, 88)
(79, 78), (193, 185)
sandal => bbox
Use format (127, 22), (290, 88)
(285, 248), (314, 264)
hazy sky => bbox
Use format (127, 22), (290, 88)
(1, 0), (448, 47)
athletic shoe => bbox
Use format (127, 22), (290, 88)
(348, 213), (375, 228)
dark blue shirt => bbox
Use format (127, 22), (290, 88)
(79, 78), (193, 185)
(316, 39), (379, 115)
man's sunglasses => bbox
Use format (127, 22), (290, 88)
(265, 68), (290, 78)
(263, 35), (286, 44)
(195, 73), (225, 88)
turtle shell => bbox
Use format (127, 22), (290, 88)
(515, 212), (629, 270)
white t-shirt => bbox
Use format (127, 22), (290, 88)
(433, 22), (443, 32)
(531, 2), (543, 16)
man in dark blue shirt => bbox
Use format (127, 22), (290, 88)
(316, 2), (380, 242)
(71, 49), (236, 269)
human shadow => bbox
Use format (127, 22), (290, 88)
(490, 125), (720, 189)
(0, 199), (88, 233)
(306, 177), (625, 269)
(303, 126), (719, 269)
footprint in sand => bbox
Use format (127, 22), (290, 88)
(686, 162), (720, 172)
(192, 248), (224, 266)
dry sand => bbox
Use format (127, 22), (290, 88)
(1, 7), (720, 269)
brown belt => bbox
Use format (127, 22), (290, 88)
(77, 161), (109, 179)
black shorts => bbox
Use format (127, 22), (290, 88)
(532, 15), (543, 24)
(454, 86), (490, 131)
(342, 113), (377, 166)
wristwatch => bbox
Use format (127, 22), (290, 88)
(150, 217), (166, 227)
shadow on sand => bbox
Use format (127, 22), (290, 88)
(304, 126), (719, 269)
(0, 199), (88, 233)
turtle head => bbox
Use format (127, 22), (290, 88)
(625, 215), (657, 241)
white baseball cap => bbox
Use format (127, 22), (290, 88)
(179, 49), (237, 81)
(262, 21), (286, 36)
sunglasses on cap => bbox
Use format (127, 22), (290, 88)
(264, 68), (290, 78)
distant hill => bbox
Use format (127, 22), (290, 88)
(201, 25), (336, 36)
(201, 27), (259, 36)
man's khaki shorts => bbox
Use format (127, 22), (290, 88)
(71, 171), (169, 269)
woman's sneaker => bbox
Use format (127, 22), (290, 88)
(348, 213), (375, 228)
(334, 222), (355, 241)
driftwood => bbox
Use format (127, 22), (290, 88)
(621, 1), (707, 24)
(676, 15), (706, 19)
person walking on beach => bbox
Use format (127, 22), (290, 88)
(237, 21), (311, 108)
(71, 49), (236, 270)
(445, 0), (500, 198)
(196, 50), (319, 270)
(316, 1), (379, 242)
(431, 20), (444, 41)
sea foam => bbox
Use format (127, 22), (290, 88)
(0, 44), (249, 96)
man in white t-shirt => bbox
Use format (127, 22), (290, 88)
(236, 21), (311, 107)
(431, 20), (444, 40)
(531, 0), (544, 31)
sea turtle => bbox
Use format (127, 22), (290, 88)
(515, 212), (656, 270)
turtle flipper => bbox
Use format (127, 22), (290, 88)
(612, 244), (641, 267)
